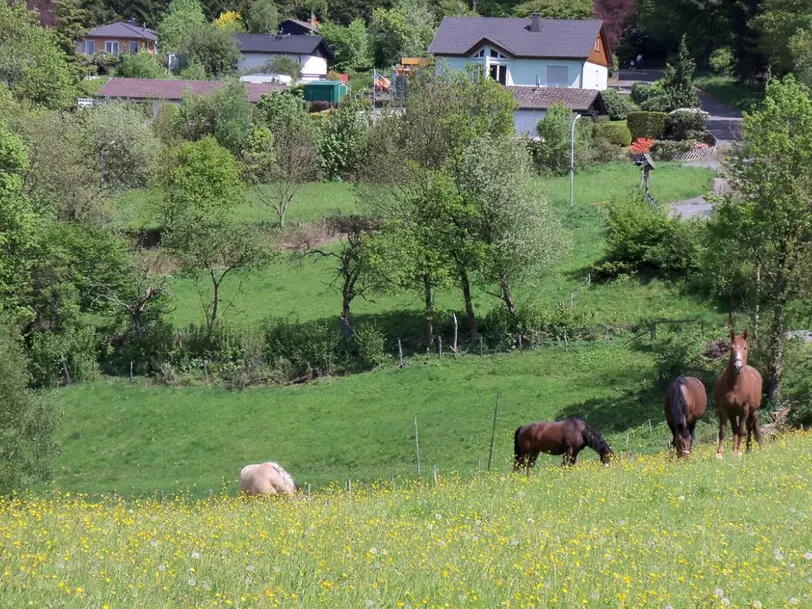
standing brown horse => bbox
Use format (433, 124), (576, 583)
(514, 417), (614, 470)
(664, 376), (707, 458)
(714, 329), (763, 458)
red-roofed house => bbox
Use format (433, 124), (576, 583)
(96, 78), (288, 115)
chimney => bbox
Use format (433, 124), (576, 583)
(530, 12), (542, 33)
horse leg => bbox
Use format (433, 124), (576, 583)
(733, 415), (745, 456)
(750, 410), (763, 448)
(561, 449), (575, 466)
(716, 409), (728, 460)
(745, 412), (754, 452)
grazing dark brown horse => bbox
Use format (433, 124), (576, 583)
(664, 376), (707, 458)
(714, 329), (763, 458)
(513, 417), (614, 470)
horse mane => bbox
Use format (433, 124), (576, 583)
(265, 461), (297, 490)
(668, 377), (688, 433)
(570, 417), (612, 456)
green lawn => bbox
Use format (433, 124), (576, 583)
(168, 162), (716, 333)
(50, 341), (718, 496)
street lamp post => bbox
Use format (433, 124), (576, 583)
(569, 113), (582, 210)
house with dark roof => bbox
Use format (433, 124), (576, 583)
(79, 20), (158, 57)
(234, 34), (333, 82)
(95, 78), (287, 116)
(278, 18), (319, 36)
(429, 13), (610, 133)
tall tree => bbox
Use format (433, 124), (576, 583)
(0, 2), (77, 108)
(157, 0), (206, 54)
(593, 0), (635, 50)
(243, 0), (279, 33)
(369, 0), (435, 68)
(709, 76), (812, 401)
(179, 23), (241, 77)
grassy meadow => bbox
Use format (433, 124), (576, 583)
(50, 341), (721, 496)
(4, 433), (811, 609)
(161, 162), (716, 330)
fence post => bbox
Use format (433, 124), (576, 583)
(203, 359), (209, 382)
(208, 488), (214, 507)
(517, 333), (522, 349)
(307, 483), (311, 498)
(433, 466), (439, 488)
(563, 329), (569, 353)
(398, 339), (404, 368)
(347, 479), (352, 497)
(488, 393), (499, 471)
(479, 335), (484, 355)
(451, 314), (458, 354)
(62, 360), (72, 385)
(438, 336), (443, 358)
(414, 417), (421, 479)
(650, 323), (656, 342)
(129, 361), (134, 382)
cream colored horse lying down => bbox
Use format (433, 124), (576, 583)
(239, 462), (299, 496)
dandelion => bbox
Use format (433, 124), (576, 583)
(273, 566), (281, 573)
(678, 495), (685, 501)
(369, 547), (378, 555)
(56, 562), (64, 569)
(246, 564), (255, 571)
(157, 563), (165, 572)
(804, 552), (812, 560)
(752, 601), (763, 608)
(366, 600), (374, 608)
(187, 578), (196, 587)
(788, 599), (799, 606)
(150, 540), (158, 548)
(774, 549), (784, 560)
(191, 551), (201, 560)
(715, 588), (725, 598)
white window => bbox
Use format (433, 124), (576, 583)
(489, 48), (506, 58)
(489, 64), (507, 86)
(547, 66), (568, 87)
(474, 48), (485, 58)
(105, 40), (120, 56)
(129, 41), (139, 54)
(594, 38), (600, 51)
(85, 40), (95, 55)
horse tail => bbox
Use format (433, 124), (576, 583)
(579, 420), (612, 457)
(668, 377), (688, 433)
(513, 425), (523, 464)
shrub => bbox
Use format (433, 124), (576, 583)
(601, 88), (634, 121)
(629, 137), (654, 153)
(651, 323), (721, 383)
(664, 108), (709, 140)
(649, 139), (695, 161)
(592, 195), (704, 280)
(709, 47), (734, 76)
(264, 317), (342, 379)
(28, 325), (99, 387)
(591, 138), (626, 164)
(784, 341), (812, 427)
(627, 111), (667, 140)
(533, 103), (593, 175)
(116, 52), (164, 79)
(596, 122), (632, 147)
(631, 82), (656, 105)
(352, 323), (389, 370)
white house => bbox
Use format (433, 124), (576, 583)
(233, 34), (333, 82)
(429, 14), (610, 134)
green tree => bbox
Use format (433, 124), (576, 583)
(320, 19), (371, 72)
(789, 29), (812, 87)
(158, 137), (270, 333)
(265, 56), (302, 80)
(174, 80), (254, 153)
(754, 0), (812, 75)
(458, 134), (566, 330)
(255, 89), (310, 133)
(158, 0), (206, 54)
(369, 0), (436, 68)
(533, 103), (592, 175)
(709, 76), (812, 402)
(243, 0), (279, 33)
(116, 51), (165, 78)
(0, 317), (60, 494)
(319, 96), (370, 179)
(52, 0), (88, 58)
(514, 0), (592, 18)
(0, 2), (78, 108)
(179, 23), (241, 77)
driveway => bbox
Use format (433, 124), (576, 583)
(617, 69), (742, 144)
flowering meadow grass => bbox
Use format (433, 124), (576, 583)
(3, 433), (810, 609)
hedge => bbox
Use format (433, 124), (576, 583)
(627, 111), (667, 141)
(596, 122), (632, 147)
(601, 88), (633, 121)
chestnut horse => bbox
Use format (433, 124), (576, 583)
(664, 376), (707, 458)
(514, 417), (614, 470)
(713, 329), (763, 458)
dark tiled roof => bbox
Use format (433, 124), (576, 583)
(96, 78), (287, 103)
(429, 16), (602, 59)
(279, 18), (318, 32)
(508, 86), (603, 112)
(88, 21), (157, 41)
(233, 34), (333, 59)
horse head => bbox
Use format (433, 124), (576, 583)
(674, 432), (692, 459)
(600, 448), (615, 466)
(729, 329), (749, 375)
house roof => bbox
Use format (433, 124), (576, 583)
(279, 18), (318, 33)
(233, 34), (334, 60)
(429, 16), (603, 60)
(87, 21), (158, 41)
(96, 78), (287, 103)
(508, 86), (604, 112)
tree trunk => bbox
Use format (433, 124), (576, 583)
(209, 279), (220, 335)
(132, 309), (144, 339)
(340, 292), (354, 342)
(423, 274), (434, 352)
(459, 267), (476, 334)
(500, 276), (517, 331)
(765, 300), (784, 402)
